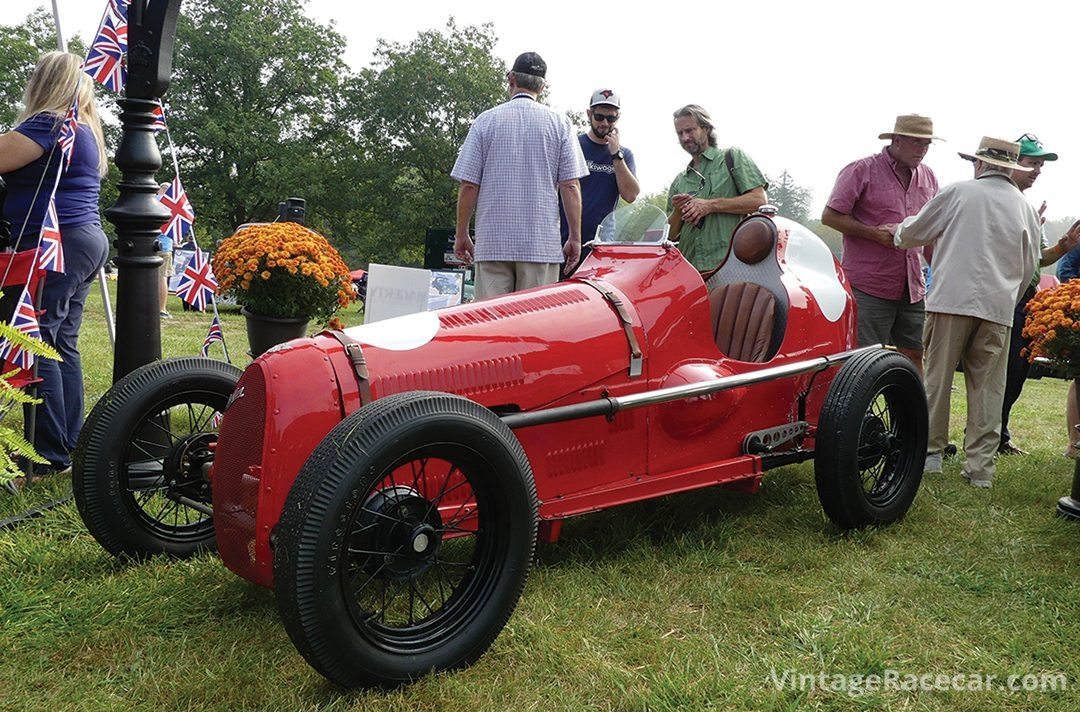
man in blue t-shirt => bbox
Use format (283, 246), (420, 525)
(560, 88), (640, 267)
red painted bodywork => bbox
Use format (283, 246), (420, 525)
(212, 220), (855, 588)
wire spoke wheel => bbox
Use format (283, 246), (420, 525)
(815, 349), (928, 529)
(275, 392), (538, 689)
(74, 358), (241, 559)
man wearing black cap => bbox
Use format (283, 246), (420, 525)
(997, 134), (1080, 455)
(452, 52), (589, 299)
(559, 88), (640, 266)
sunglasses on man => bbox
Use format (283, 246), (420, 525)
(592, 112), (619, 123)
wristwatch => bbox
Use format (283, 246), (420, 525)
(612, 150), (624, 161)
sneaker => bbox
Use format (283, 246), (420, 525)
(160, 311), (172, 319)
(943, 443), (958, 459)
(961, 471), (992, 489)
(997, 441), (1028, 456)
(924, 453), (943, 474)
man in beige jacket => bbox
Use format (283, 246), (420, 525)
(893, 137), (1042, 488)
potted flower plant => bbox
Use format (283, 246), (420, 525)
(212, 222), (354, 356)
(1023, 280), (1080, 519)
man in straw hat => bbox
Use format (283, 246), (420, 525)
(893, 137), (1043, 488)
(823, 114), (941, 375)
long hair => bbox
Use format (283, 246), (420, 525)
(673, 104), (718, 148)
(17, 52), (108, 178)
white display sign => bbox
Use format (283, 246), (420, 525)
(364, 263), (432, 324)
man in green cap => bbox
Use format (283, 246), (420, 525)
(998, 134), (1080, 455)
(666, 104), (768, 271)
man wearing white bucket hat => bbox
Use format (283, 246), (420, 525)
(893, 137), (1042, 488)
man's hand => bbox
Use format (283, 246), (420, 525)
(1039, 201), (1048, 226)
(870, 226), (894, 246)
(679, 197), (711, 225)
(1058, 219), (1080, 254)
(453, 232), (474, 266)
(606, 127), (621, 154)
(563, 238), (581, 275)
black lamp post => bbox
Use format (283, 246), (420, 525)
(104, 0), (182, 382)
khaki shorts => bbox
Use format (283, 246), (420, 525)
(158, 250), (174, 278)
(475, 261), (560, 300)
(852, 287), (924, 351)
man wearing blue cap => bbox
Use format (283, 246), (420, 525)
(998, 134), (1080, 455)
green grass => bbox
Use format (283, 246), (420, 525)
(1, 284), (1078, 710)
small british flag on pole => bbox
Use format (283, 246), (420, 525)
(158, 175), (195, 243)
(82, 0), (130, 93)
(175, 249), (217, 312)
(150, 102), (167, 133)
(0, 286), (42, 371)
(201, 314), (224, 357)
(57, 98), (80, 172)
(37, 198), (65, 274)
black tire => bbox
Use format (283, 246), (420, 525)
(274, 391), (538, 689)
(814, 349), (928, 529)
(74, 357), (242, 559)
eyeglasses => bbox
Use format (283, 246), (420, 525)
(592, 113), (620, 123)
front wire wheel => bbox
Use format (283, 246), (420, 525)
(814, 349), (928, 529)
(274, 392), (538, 689)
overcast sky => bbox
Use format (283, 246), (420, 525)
(6, 0), (1080, 219)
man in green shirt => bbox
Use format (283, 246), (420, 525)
(666, 104), (768, 271)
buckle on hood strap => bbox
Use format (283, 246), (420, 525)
(328, 330), (373, 405)
(579, 278), (643, 378)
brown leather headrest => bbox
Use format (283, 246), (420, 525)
(731, 217), (777, 265)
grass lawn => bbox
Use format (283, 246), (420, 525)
(1, 282), (1078, 711)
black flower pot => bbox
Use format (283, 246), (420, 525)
(242, 307), (310, 357)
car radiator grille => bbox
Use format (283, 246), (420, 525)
(212, 365), (267, 579)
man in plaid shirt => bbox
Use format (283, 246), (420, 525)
(452, 52), (588, 299)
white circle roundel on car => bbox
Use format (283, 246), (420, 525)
(344, 311), (441, 351)
(780, 220), (847, 323)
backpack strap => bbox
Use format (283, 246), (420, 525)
(725, 148), (744, 196)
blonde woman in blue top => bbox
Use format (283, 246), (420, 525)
(0, 52), (110, 477)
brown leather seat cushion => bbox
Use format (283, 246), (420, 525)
(709, 282), (777, 362)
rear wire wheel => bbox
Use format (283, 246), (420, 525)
(74, 357), (241, 559)
(814, 348), (928, 529)
(274, 391), (538, 689)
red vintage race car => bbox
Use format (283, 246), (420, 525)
(73, 203), (928, 689)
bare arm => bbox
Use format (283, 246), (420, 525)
(821, 206), (894, 247)
(678, 186), (767, 225)
(604, 130), (639, 203)
(0, 130), (45, 174)
(559, 178), (582, 274)
(1041, 219), (1080, 267)
(453, 181), (479, 265)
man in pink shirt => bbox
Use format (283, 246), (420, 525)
(822, 114), (940, 374)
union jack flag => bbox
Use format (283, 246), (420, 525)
(175, 249), (217, 312)
(82, 0), (129, 92)
(57, 99), (80, 172)
(0, 286), (42, 371)
(158, 175), (195, 243)
(37, 198), (65, 274)
(151, 102), (167, 132)
(201, 314), (224, 357)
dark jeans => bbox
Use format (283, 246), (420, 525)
(25, 222), (109, 467)
(1001, 288), (1036, 446)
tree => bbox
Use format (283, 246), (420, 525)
(344, 19), (506, 265)
(0, 8), (88, 131)
(165, 0), (358, 242)
(766, 170), (813, 225)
